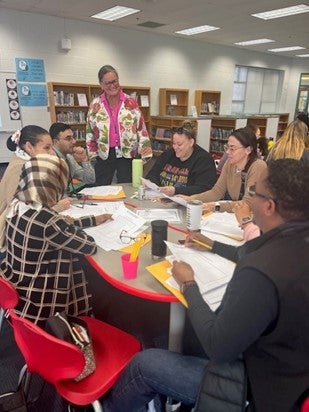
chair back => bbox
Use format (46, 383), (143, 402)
(0, 276), (19, 310)
(9, 311), (85, 383)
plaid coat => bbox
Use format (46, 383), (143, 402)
(0, 207), (97, 325)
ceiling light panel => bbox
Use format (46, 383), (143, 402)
(268, 46), (305, 52)
(175, 25), (220, 35)
(91, 6), (140, 21)
(252, 4), (309, 20)
(235, 39), (274, 46)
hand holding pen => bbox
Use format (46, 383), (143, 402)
(184, 232), (214, 251)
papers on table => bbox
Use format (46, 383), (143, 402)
(158, 241), (235, 311)
(84, 205), (147, 251)
(79, 185), (126, 200)
(141, 178), (187, 207)
(135, 208), (182, 223)
(201, 212), (244, 243)
(62, 202), (147, 251)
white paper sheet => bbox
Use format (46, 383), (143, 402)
(141, 178), (187, 206)
(79, 185), (122, 196)
(165, 241), (236, 310)
(61, 202), (124, 219)
(201, 212), (243, 239)
(135, 208), (182, 222)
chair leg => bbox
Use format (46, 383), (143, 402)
(91, 400), (103, 412)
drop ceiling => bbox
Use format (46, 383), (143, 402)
(0, 0), (308, 58)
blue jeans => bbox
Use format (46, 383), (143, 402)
(102, 348), (208, 412)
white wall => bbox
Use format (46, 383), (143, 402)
(0, 8), (307, 130)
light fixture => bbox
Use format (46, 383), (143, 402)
(252, 4), (309, 20)
(175, 25), (220, 35)
(296, 54), (309, 57)
(268, 46), (305, 52)
(91, 6), (140, 21)
(235, 39), (274, 46)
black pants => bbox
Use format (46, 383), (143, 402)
(94, 148), (133, 185)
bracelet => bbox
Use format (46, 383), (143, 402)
(180, 280), (197, 294)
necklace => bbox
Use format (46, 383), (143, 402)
(235, 166), (243, 174)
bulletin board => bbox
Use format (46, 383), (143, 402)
(0, 71), (22, 132)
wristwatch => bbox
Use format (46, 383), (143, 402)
(180, 280), (197, 294)
(214, 202), (220, 212)
(240, 216), (253, 228)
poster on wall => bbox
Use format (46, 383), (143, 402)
(15, 58), (46, 82)
(6, 78), (21, 120)
(17, 83), (48, 106)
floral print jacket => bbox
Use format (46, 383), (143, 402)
(86, 93), (153, 160)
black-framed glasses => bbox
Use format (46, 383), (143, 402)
(248, 185), (274, 201)
(119, 230), (147, 245)
(102, 78), (119, 87)
(172, 122), (194, 136)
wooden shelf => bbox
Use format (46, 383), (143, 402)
(48, 82), (151, 142)
(159, 88), (189, 116)
(276, 113), (289, 138)
(195, 90), (221, 115)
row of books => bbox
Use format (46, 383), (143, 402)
(72, 129), (86, 141)
(210, 140), (227, 153)
(56, 111), (86, 124)
(53, 91), (88, 106)
(211, 127), (234, 139)
(201, 101), (220, 113)
(152, 140), (170, 151)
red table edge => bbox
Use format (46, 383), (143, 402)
(86, 255), (179, 303)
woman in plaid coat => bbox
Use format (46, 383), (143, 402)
(0, 154), (111, 325)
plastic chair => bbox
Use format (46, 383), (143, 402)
(9, 311), (141, 411)
(0, 276), (19, 332)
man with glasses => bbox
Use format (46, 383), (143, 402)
(86, 65), (152, 186)
(50, 122), (95, 193)
(101, 159), (309, 412)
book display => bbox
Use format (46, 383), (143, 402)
(195, 90), (221, 115)
(159, 88), (189, 116)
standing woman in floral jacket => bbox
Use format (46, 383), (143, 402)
(86, 65), (153, 185)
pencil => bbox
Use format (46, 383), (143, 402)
(192, 238), (212, 250)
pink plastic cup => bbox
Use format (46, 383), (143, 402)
(121, 253), (139, 279)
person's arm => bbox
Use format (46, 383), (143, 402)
(174, 152), (217, 196)
(136, 106), (153, 160)
(85, 98), (100, 159)
(66, 153), (95, 184)
(184, 268), (278, 363)
(45, 214), (97, 255)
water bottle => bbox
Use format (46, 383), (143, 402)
(132, 156), (143, 188)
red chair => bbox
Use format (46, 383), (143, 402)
(0, 276), (19, 331)
(0, 276), (141, 411)
(301, 396), (309, 412)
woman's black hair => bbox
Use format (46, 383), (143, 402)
(230, 127), (258, 172)
(7, 125), (49, 152)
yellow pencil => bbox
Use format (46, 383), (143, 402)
(192, 238), (212, 250)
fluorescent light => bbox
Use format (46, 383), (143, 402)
(268, 46), (305, 52)
(235, 39), (274, 46)
(175, 25), (220, 35)
(296, 54), (309, 57)
(252, 4), (309, 20)
(91, 6), (140, 21)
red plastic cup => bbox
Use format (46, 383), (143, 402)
(121, 253), (139, 279)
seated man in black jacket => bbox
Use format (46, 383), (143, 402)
(101, 159), (309, 412)
(146, 122), (217, 196)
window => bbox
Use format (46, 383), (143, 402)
(232, 65), (283, 114)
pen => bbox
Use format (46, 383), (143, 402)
(192, 238), (212, 250)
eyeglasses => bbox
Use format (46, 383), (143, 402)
(248, 185), (274, 201)
(119, 230), (147, 245)
(172, 122), (194, 136)
(223, 144), (244, 152)
(102, 78), (119, 87)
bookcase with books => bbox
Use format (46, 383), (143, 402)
(210, 116), (247, 157)
(48, 83), (151, 144)
(150, 116), (197, 156)
(276, 113), (289, 138)
(194, 90), (221, 115)
(159, 88), (189, 116)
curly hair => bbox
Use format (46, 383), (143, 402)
(265, 159), (309, 221)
